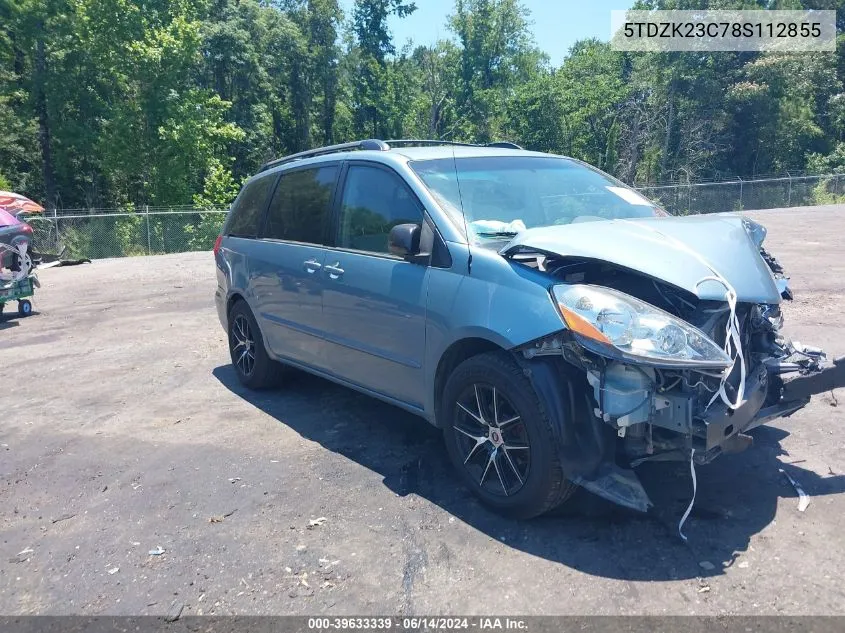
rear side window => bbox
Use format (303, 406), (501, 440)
(338, 165), (423, 254)
(264, 165), (339, 244)
(226, 174), (276, 238)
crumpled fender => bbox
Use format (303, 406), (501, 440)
(515, 355), (653, 512)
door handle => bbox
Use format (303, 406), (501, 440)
(324, 262), (344, 280)
(302, 259), (322, 274)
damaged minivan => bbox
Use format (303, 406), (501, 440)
(215, 139), (845, 519)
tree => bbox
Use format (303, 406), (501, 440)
(448, 0), (542, 141)
(350, 0), (416, 137)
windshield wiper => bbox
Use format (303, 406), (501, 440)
(475, 231), (519, 238)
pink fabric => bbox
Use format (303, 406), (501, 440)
(0, 209), (21, 227)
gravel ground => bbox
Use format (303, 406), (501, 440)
(0, 205), (844, 616)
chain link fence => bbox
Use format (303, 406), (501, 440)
(25, 206), (227, 260)
(18, 173), (845, 260)
(637, 173), (845, 216)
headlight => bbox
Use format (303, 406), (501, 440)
(552, 284), (731, 369)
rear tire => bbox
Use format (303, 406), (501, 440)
(228, 300), (279, 389)
(18, 300), (32, 317)
(441, 351), (577, 519)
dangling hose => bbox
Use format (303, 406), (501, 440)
(678, 448), (697, 542)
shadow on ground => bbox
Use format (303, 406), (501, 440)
(214, 364), (845, 582)
(0, 310), (39, 330)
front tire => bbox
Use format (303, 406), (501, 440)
(228, 301), (279, 389)
(441, 351), (577, 519)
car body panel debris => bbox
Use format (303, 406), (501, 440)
(780, 469), (811, 511)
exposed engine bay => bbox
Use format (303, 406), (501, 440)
(505, 226), (845, 514)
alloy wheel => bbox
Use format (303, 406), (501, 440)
(452, 383), (531, 497)
(231, 314), (256, 377)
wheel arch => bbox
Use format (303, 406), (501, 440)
(432, 336), (508, 427)
(226, 291), (246, 316)
(226, 292), (272, 356)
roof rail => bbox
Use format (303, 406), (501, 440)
(485, 141), (523, 149)
(259, 138), (389, 172)
(383, 139), (479, 148)
(385, 139), (524, 150)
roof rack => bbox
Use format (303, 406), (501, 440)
(485, 141), (523, 149)
(259, 139), (389, 172)
(258, 138), (524, 172)
(383, 139), (478, 148)
(385, 139), (523, 150)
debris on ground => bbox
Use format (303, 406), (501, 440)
(9, 547), (33, 563)
(107, 566), (119, 575)
(308, 517), (327, 529)
(208, 509), (237, 523)
(148, 545), (166, 556)
(828, 390), (838, 407)
(738, 561), (749, 569)
(164, 600), (184, 622)
(779, 468), (811, 512)
(228, 477), (241, 484)
(51, 513), (76, 524)
(698, 560), (715, 571)
(697, 584), (711, 593)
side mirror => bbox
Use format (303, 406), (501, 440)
(388, 223), (421, 260)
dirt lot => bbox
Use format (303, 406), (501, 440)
(1, 205), (844, 616)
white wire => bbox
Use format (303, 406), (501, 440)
(621, 221), (746, 411)
(698, 275), (745, 410)
(678, 448), (697, 542)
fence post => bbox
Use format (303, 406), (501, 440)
(737, 176), (743, 210)
(786, 171), (792, 207)
(53, 207), (61, 254)
(145, 205), (151, 255)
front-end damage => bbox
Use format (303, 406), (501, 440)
(504, 217), (845, 512)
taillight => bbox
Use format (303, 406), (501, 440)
(213, 234), (223, 256)
(20, 222), (33, 234)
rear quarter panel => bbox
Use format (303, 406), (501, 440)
(215, 237), (254, 331)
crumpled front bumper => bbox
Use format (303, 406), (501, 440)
(695, 351), (845, 461)
(564, 342), (845, 512)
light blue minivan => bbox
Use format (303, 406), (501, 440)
(215, 139), (839, 518)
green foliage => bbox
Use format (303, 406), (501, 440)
(192, 158), (240, 209)
(1, 0), (845, 245)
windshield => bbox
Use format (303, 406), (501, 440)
(410, 156), (665, 240)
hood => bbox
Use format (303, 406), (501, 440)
(501, 214), (781, 304)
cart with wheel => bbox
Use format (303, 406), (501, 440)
(0, 275), (36, 317)
(0, 239), (37, 317)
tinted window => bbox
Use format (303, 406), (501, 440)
(226, 174), (276, 238)
(338, 165), (423, 254)
(264, 165), (338, 244)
